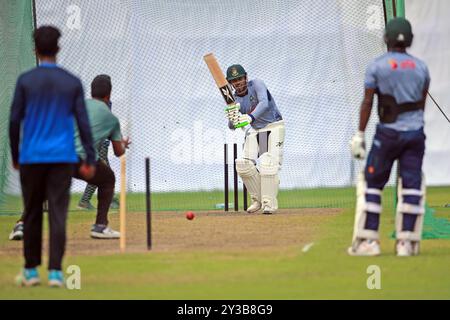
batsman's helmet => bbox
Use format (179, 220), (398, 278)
(226, 64), (247, 81)
(384, 17), (413, 48)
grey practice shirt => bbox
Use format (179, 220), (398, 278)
(233, 79), (282, 130)
(364, 51), (430, 131)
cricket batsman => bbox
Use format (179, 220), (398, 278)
(348, 18), (430, 256)
(225, 64), (284, 214)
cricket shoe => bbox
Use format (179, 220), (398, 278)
(77, 200), (96, 210)
(9, 221), (24, 241)
(396, 240), (420, 257)
(262, 205), (276, 215)
(90, 224), (120, 239)
(347, 239), (381, 256)
(15, 268), (40, 287)
(246, 200), (261, 213)
(48, 270), (64, 288)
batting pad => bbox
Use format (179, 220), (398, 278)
(395, 176), (426, 242)
(236, 159), (261, 202)
(352, 172), (381, 241)
(259, 152), (280, 211)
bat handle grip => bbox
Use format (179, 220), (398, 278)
(234, 121), (249, 128)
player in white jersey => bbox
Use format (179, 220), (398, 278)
(225, 64), (284, 214)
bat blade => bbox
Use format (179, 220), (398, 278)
(204, 53), (235, 105)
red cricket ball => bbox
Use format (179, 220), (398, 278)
(186, 211), (195, 220)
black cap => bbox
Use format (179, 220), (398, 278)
(385, 17), (413, 47)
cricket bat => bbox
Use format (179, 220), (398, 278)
(203, 53), (249, 128)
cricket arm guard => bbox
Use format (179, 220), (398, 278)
(235, 159), (261, 202)
(395, 175), (426, 242)
(259, 152), (280, 211)
(352, 172), (382, 242)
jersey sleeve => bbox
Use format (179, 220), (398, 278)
(249, 79), (270, 119)
(73, 81), (96, 164)
(364, 62), (377, 89)
(109, 116), (123, 141)
(9, 76), (26, 164)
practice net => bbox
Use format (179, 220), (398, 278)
(2, 0), (394, 213)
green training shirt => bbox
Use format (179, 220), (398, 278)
(75, 98), (122, 160)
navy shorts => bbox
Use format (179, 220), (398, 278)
(365, 125), (425, 190)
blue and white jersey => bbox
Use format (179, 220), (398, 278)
(234, 79), (282, 130)
(9, 63), (95, 165)
(364, 51), (430, 131)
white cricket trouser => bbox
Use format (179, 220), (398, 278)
(240, 120), (285, 211)
(242, 120), (285, 165)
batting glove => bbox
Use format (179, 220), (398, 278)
(234, 113), (253, 129)
(350, 131), (366, 159)
(225, 103), (240, 125)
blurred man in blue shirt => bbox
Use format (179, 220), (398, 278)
(9, 26), (96, 287)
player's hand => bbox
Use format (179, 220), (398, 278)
(234, 113), (252, 129)
(350, 131), (366, 159)
(225, 103), (240, 125)
(79, 163), (96, 180)
(122, 136), (131, 149)
(12, 162), (19, 170)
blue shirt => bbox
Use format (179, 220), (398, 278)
(233, 79), (282, 130)
(9, 63), (95, 165)
(364, 52), (430, 131)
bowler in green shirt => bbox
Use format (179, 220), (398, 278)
(10, 75), (131, 241)
(73, 75), (131, 239)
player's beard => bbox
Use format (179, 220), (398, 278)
(232, 79), (248, 96)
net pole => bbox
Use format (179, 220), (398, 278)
(145, 157), (152, 250)
(32, 0), (38, 66)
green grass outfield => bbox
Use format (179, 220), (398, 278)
(0, 186), (396, 214)
(0, 186), (449, 299)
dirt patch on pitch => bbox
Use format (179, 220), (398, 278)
(0, 208), (341, 256)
